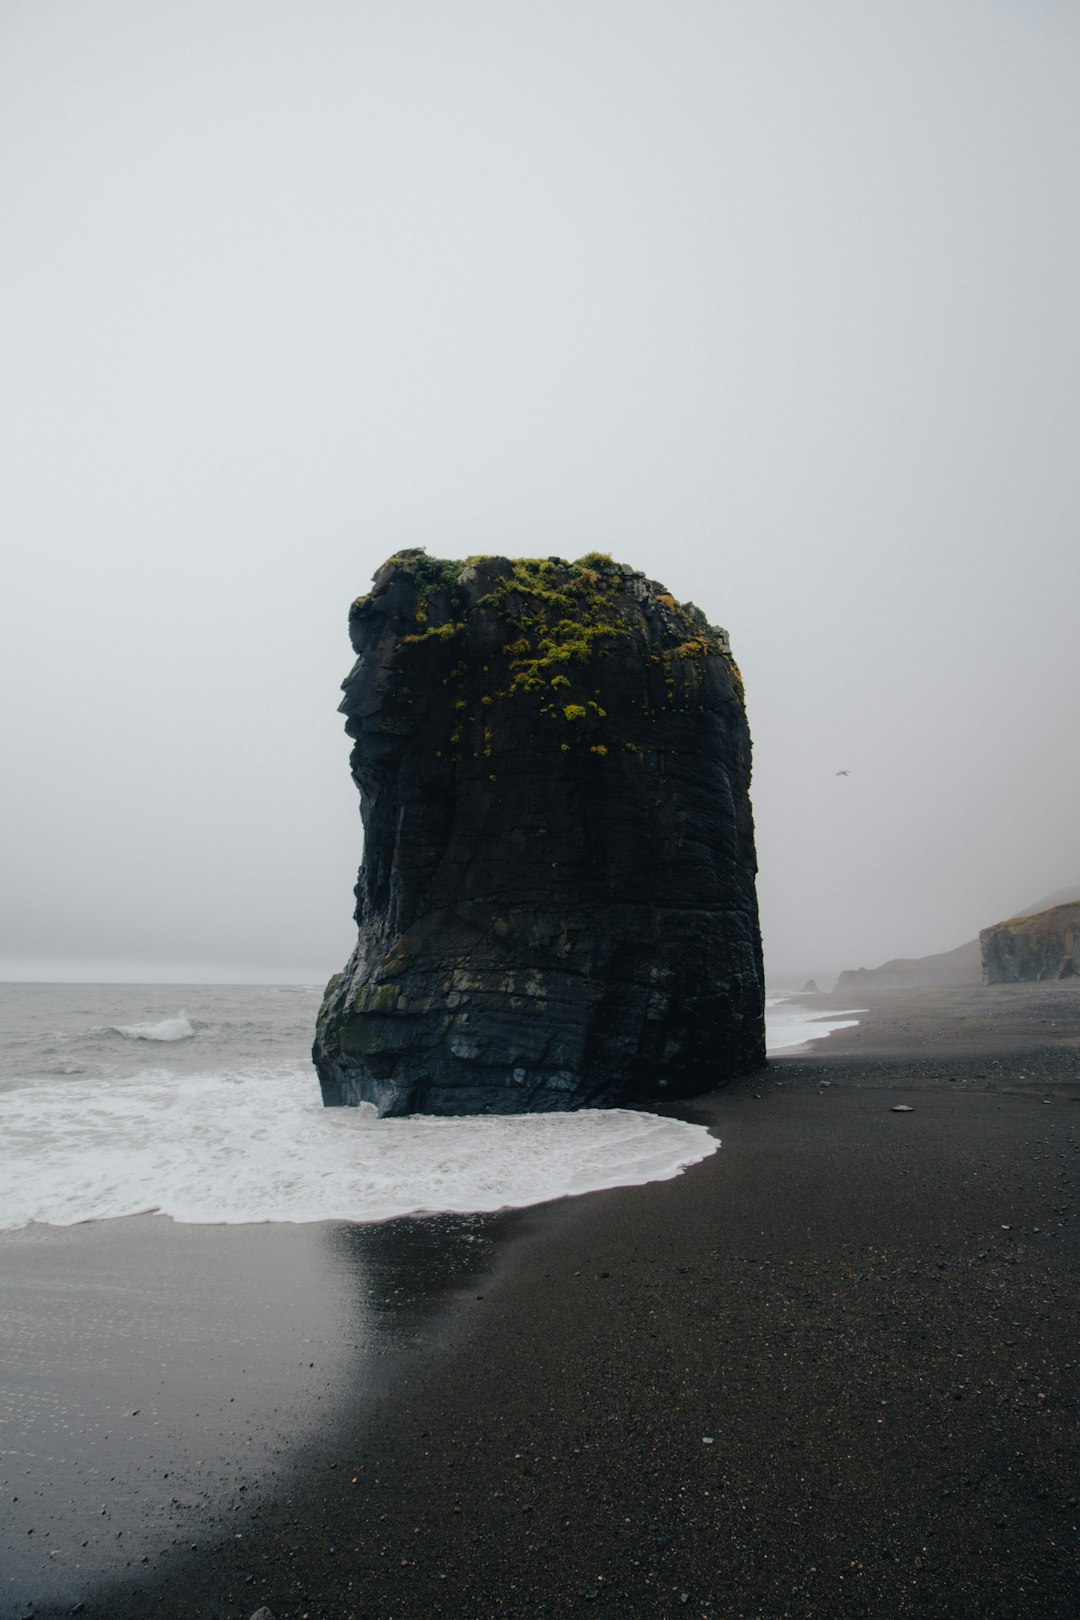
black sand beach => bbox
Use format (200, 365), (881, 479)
(5, 984), (1079, 1619)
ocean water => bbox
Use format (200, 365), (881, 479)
(0, 984), (859, 1232)
(764, 992), (865, 1052)
(0, 984), (714, 1231)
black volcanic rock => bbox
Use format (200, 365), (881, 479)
(313, 549), (765, 1115)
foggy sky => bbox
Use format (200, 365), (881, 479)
(3, 0), (1079, 986)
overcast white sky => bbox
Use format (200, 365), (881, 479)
(2, 0), (1078, 986)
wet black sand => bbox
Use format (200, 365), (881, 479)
(6, 983), (1080, 1619)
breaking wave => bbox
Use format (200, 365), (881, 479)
(0, 1062), (719, 1231)
(111, 1013), (196, 1042)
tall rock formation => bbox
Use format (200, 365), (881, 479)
(313, 549), (765, 1115)
(980, 902), (1080, 984)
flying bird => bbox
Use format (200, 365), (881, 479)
(835, 769), (850, 776)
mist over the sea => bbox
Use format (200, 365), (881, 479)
(2, 2), (1078, 986)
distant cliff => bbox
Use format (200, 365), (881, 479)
(980, 902), (1080, 984)
(834, 886), (1080, 992)
(834, 938), (982, 993)
(313, 549), (765, 1115)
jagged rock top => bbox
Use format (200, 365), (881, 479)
(345, 546), (739, 720)
(314, 548), (764, 1115)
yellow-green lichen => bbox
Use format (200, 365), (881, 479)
(476, 557), (629, 698)
(373, 550), (738, 763)
(402, 621), (464, 645)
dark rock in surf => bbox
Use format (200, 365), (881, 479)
(313, 549), (765, 1115)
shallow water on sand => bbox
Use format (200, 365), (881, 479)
(0, 984), (720, 1231)
(0, 1210), (509, 1614)
(0, 984), (864, 1614)
(764, 992), (865, 1052)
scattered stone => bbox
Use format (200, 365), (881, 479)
(891, 1104), (914, 1112)
(249, 1609), (276, 1620)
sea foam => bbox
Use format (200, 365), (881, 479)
(111, 1013), (196, 1041)
(0, 1063), (719, 1231)
(765, 995), (863, 1052)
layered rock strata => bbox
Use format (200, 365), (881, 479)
(313, 549), (765, 1115)
(980, 902), (1080, 984)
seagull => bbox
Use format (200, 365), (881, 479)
(835, 769), (850, 776)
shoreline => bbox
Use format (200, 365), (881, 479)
(4, 983), (1079, 1619)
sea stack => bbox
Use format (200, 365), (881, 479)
(313, 550), (765, 1115)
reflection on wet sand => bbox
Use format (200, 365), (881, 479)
(0, 1209), (513, 1617)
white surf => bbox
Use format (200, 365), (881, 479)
(765, 994), (863, 1052)
(0, 1061), (719, 1231)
